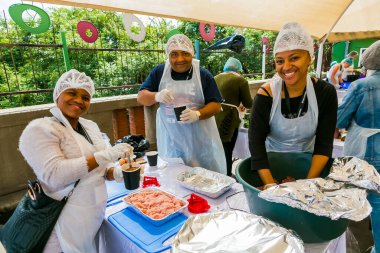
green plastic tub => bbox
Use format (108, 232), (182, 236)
(236, 152), (349, 243)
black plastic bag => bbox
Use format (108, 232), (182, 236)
(206, 34), (245, 53)
(115, 135), (150, 158)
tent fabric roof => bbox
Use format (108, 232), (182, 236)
(329, 0), (380, 42)
(30, 0), (380, 42)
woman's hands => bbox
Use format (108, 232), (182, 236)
(258, 169), (277, 186)
(93, 143), (134, 168)
(306, 154), (330, 179)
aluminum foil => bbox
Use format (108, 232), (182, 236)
(328, 156), (380, 193)
(171, 210), (304, 253)
(259, 178), (371, 221)
(176, 167), (236, 198)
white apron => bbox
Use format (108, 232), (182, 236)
(156, 59), (226, 174)
(49, 107), (107, 253)
(344, 121), (380, 159)
(327, 65), (342, 85)
(266, 75), (319, 153)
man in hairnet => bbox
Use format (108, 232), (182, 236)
(137, 34), (226, 174)
(337, 40), (380, 253)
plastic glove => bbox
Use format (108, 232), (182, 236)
(263, 183), (277, 190)
(112, 167), (124, 183)
(94, 143), (133, 168)
(155, 89), (174, 104)
(180, 108), (201, 124)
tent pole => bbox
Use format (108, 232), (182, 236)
(316, 43), (324, 78)
(315, 0), (354, 78)
(195, 40), (200, 60)
(262, 44), (266, 79)
(316, 36), (328, 78)
(61, 31), (71, 71)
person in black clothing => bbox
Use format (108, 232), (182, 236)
(215, 57), (253, 176)
(249, 22), (337, 189)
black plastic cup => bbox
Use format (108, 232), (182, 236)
(174, 106), (186, 121)
(146, 151), (158, 166)
(122, 164), (141, 190)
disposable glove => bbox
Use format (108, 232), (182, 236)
(94, 143), (134, 168)
(112, 167), (124, 183)
(155, 89), (174, 104)
(180, 108), (201, 124)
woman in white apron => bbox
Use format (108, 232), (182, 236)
(19, 69), (133, 252)
(337, 41), (380, 253)
(249, 22), (337, 188)
(137, 34), (226, 174)
(327, 58), (353, 87)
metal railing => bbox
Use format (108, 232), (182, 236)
(0, 8), (270, 108)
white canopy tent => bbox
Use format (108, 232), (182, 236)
(29, 0), (380, 42)
(329, 0), (380, 42)
(30, 0), (353, 40)
(29, 0), (380, 76)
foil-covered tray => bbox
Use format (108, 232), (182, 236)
(176, 167), (236, 198)
(172, 210), (304, 253)
(123, 187), (188, 226)
(259, 178), (371, 221)
(328, 156), (380, 193)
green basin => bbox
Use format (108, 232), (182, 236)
(236, 152), (349, 243)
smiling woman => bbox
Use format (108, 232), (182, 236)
(248, 22), (338, 188)
(56, 89), (91, 128)
(13, 69), (134, 252)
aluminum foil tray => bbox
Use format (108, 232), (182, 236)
(172, 210), (304, 253)
(123, 187), (188, 226)
(176, 167), (236, 198)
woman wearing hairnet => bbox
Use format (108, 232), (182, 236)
(137, 34), (226, 174)
(249, 22), (337, 188)
(327, 57), (354, 88)
(19, 69), (133, 252)
(215, 57), (252, 176)
(337, 40), (380, 253)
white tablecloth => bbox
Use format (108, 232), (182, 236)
(99, 158), (346, 253)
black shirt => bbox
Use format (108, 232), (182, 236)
(249, 78), (338, 170)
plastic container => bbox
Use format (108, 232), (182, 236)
(187, 193), (210, 214)
(340, 82), (351, 89)
(123, 187), (188, 226)
(236, 152), (349, 243)
(176, 167), (235, 198)
(108, 207), (187, 253)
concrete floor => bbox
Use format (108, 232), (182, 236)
(232, 159), (375, 253)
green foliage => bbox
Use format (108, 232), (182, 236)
(177, 21), (276, 77)
(0, 7), (276, 108)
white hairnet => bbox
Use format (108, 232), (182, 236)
(165, 34), (194, 57)
(273, 22), (315, 61)
(53, 69), (95, 102)
(360, 40), (380, 70)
